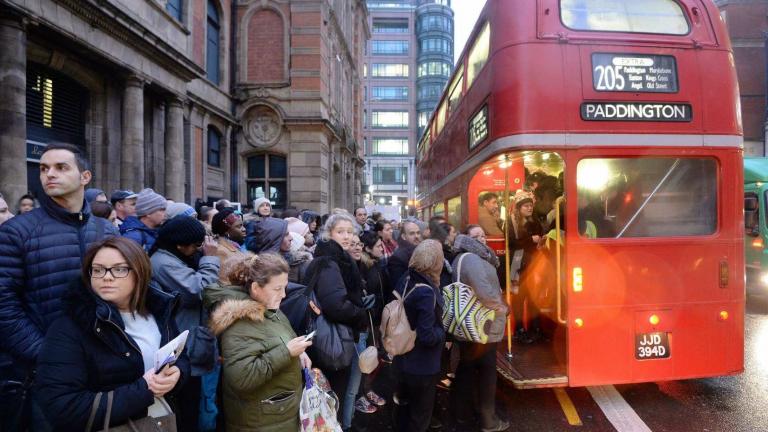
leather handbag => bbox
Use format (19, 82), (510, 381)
(357, 312), (379, 374)
(85, 391), (177, 432)
(441, 253), (496, 344)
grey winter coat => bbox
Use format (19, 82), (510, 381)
(151, 249), (220, 374)
(451, 234), (508, 343)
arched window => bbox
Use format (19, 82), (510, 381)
(166, 0), (182, 21)
(206, 0), (221, 84)
(207, 127), (222, 167)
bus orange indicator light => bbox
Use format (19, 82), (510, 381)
(574, 318), (584, 328)
(573, 267), (583, 292)
(719, 311), (729, 321)
(753, 238), (764, 249)
(719, 261), (729, 288)
(649, 314), (660, 326)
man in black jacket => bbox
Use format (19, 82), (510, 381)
(0, 142), (117, 431)
(386, 220), (422, 291)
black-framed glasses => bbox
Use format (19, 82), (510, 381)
(90, 266), (132, 279)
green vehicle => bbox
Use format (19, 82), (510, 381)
(745, 157), (768, 291)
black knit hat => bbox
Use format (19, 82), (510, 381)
(212, 208), (236, 236)
(158, 215), (206, 246)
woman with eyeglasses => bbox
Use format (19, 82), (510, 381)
(36, 237), (189, 431)
(149, 215), (221, 431)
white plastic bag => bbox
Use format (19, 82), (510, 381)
(299, 368), (343, 432)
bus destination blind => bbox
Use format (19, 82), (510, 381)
(581, 102), (692, 122)
(592, 53), (678, 93)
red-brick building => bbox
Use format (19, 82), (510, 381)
(0, 0), (368, 213)
(716, 0), (768, 155)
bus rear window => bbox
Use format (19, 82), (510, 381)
(561, 0), (690, 35)
(577, 158), (717, 238)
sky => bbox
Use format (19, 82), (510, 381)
(453, 0), (488, 63)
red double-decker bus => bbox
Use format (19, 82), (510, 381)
(416, 0), (743, 388)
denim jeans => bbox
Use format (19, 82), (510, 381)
(342, 331), (368, 429)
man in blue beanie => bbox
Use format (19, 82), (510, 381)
(120, 188), (167, 252)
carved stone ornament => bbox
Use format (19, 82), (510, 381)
(244, 105), (282, 148)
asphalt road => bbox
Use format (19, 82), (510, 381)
(355, 293), (768, 432)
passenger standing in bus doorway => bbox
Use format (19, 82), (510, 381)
(478, 192), (504, 236)
(509, 190), (545, 344)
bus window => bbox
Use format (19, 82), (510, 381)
(447, 196), (462, 230)
(576, 158), (717, 238)
(447, 66), (464, 116)
(560, 0), (690, 36)
(466, 22), (490, 89)
(433, 202), (445, 217)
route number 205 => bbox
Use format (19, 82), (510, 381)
(594, 65), (626, 91)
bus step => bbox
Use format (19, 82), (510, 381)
(496, 343), (568, 389)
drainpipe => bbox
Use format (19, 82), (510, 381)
(230, 0), (239, 200)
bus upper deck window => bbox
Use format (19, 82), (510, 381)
(561, 0), (690, 36)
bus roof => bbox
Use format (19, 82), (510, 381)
(744, 157), (768, 183)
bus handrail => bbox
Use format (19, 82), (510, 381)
(615, 159), (680, 238)
(555, 196), (566, 325)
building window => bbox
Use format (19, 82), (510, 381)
(418, 15), (452, 32)
(371, 63), (409, 78)
(372, 40), (409, 55)
(207, 127), (221, 167)
(166, 0), (182, 21)
(417, 61), (451, 78)
(418, 84), (442, 100)
(466, 22), (490, 89)
(206, 0), (221, 84)
(420, 38), (452, 55)
(372, 111), (409, 128)
(418, 111), (430, 128)
(247, 154), (287, 209)
(373, 19), (409, 33)
(372, 86), (409, 102)
(373, 166), (408, 185)
(372, 138), (409, 155)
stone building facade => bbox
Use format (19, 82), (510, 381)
(715, 0), (768, 156)
(0, 0), (367, 214)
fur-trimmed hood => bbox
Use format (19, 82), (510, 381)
(209, 299), (266, 336)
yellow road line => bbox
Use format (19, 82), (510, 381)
(554, 387), (583, 426)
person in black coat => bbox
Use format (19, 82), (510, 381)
(303, 213), (375, 426)
(510, 191), (545, 343)
(386, 220), (422, 292)
(393, 239), (446, 432)
(36, 237), (189, 432)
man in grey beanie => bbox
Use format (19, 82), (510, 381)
(119, 188), (167, 252)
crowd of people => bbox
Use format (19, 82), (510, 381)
(0, 142), (542, 432)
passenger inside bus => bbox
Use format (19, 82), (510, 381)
(508, 189), (545, 344)
(478, 192), (504, 236)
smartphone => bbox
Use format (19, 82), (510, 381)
(303, 330), (316, 342)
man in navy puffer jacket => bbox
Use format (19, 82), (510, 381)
(0, 143), (117, 431)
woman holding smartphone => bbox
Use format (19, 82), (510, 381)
(207, 253), (312, 432)
(35, 237), (189, 431)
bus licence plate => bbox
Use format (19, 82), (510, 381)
(635, 332), (670, 360)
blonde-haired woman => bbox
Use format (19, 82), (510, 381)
(393, 239), (446, 432)
(206, 254), (312, 432)
(509, 189), (545, 344)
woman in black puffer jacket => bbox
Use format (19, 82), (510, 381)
(303, 213), (375, 427)
(36, 237), (189, 431)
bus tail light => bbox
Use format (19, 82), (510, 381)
(719, 311), (729, 321)
(649, 314), (660, 326)
(573, 267), (583, 292)
(719, 260), (729, 288)
(753, 238), (764, 249)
